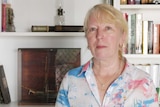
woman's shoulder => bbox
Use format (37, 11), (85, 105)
(67, 65), (85, 78)
(124, 62), (152, 80)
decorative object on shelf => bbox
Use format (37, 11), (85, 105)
(0, 65), (11, 104)
(31, 25), (84, 32)
(18, 48), (80, 105)
(55, 0), (65, 25)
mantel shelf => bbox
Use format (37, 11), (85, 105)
(0, 32), (85, 37)
(120, 4), (160, 9)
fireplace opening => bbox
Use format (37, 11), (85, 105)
(18, 48), (80, 105)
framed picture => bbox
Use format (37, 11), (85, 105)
(18, 48), (81, 105)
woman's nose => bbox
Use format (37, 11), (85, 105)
(96, 29), (104, 39)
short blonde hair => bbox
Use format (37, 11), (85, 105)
(83, 4), (128, 44)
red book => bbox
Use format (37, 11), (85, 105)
(2, 3), (11, 32)
(2, 4), (6, 32)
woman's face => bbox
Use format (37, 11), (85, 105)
(86, 15), (125, 61)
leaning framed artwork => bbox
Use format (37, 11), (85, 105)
(18, 48), (81, 105)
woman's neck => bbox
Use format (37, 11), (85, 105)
(92, 57), (124, 76)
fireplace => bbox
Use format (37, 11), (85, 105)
(18, 48), (80, 105)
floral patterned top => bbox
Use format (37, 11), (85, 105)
(55, 58), (159, 107)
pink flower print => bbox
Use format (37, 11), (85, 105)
(128, 78), (153, 97)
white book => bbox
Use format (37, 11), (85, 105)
(135, 13), (143, 54)
(142, 20), (148, 54)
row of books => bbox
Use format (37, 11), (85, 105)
(123, 13), (160, 54)
(134, 63), (160, 88)
(121, 0), (155, 4)
(1, 3), (15, 32)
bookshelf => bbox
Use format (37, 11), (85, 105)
(113, 1), (160, 63)
(115, 1), (160, 104)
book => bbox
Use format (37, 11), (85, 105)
(120, 0), (127, 4)
(135, 0), (141, 4)
(1, 3), (15, 32)
(141, 0), (148, 4)
(0, 65), (11, 104)
(135, 13), (143, 54)
(153, 24), (160, 54)
(127, 0), (136, 4)
(142, 20), (148, 54)
(148, 21), (154, 54)
(31, 25), (84, 32)
(127, 13), (136, 54)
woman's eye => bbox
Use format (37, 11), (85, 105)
(105, 26), (112, 31)
(88, 27), (97, 33)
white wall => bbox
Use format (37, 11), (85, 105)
(12, 0), (102, 32)
(1, 0), (102, 102)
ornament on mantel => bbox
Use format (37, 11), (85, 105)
(55, 0), (65, 25)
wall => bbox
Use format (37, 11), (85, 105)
(12, 0), (102, 32)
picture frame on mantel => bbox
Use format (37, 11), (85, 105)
(18, 48), (81, 105)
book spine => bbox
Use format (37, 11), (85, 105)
(130, 14), (136, 54)
(31, 26), (55, 32)
(135, 13), (143, 54)
(148, 21), (154, 54)
(135, 0), (141, 4)
(142, 20), (148, 54)
(153, 24), (160, 54)
(0, 65), (11, 104)
(2, 4), (6, 32)
(31, 26), (49, 32)
(54, 26), (84, 32)
(127, 14), (131, 54)
(120, 0), (127, 4)
(127, 0), (136, 4)
(2, 3), (11, 32)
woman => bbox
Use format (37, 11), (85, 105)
(55, 4), (159, 107)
